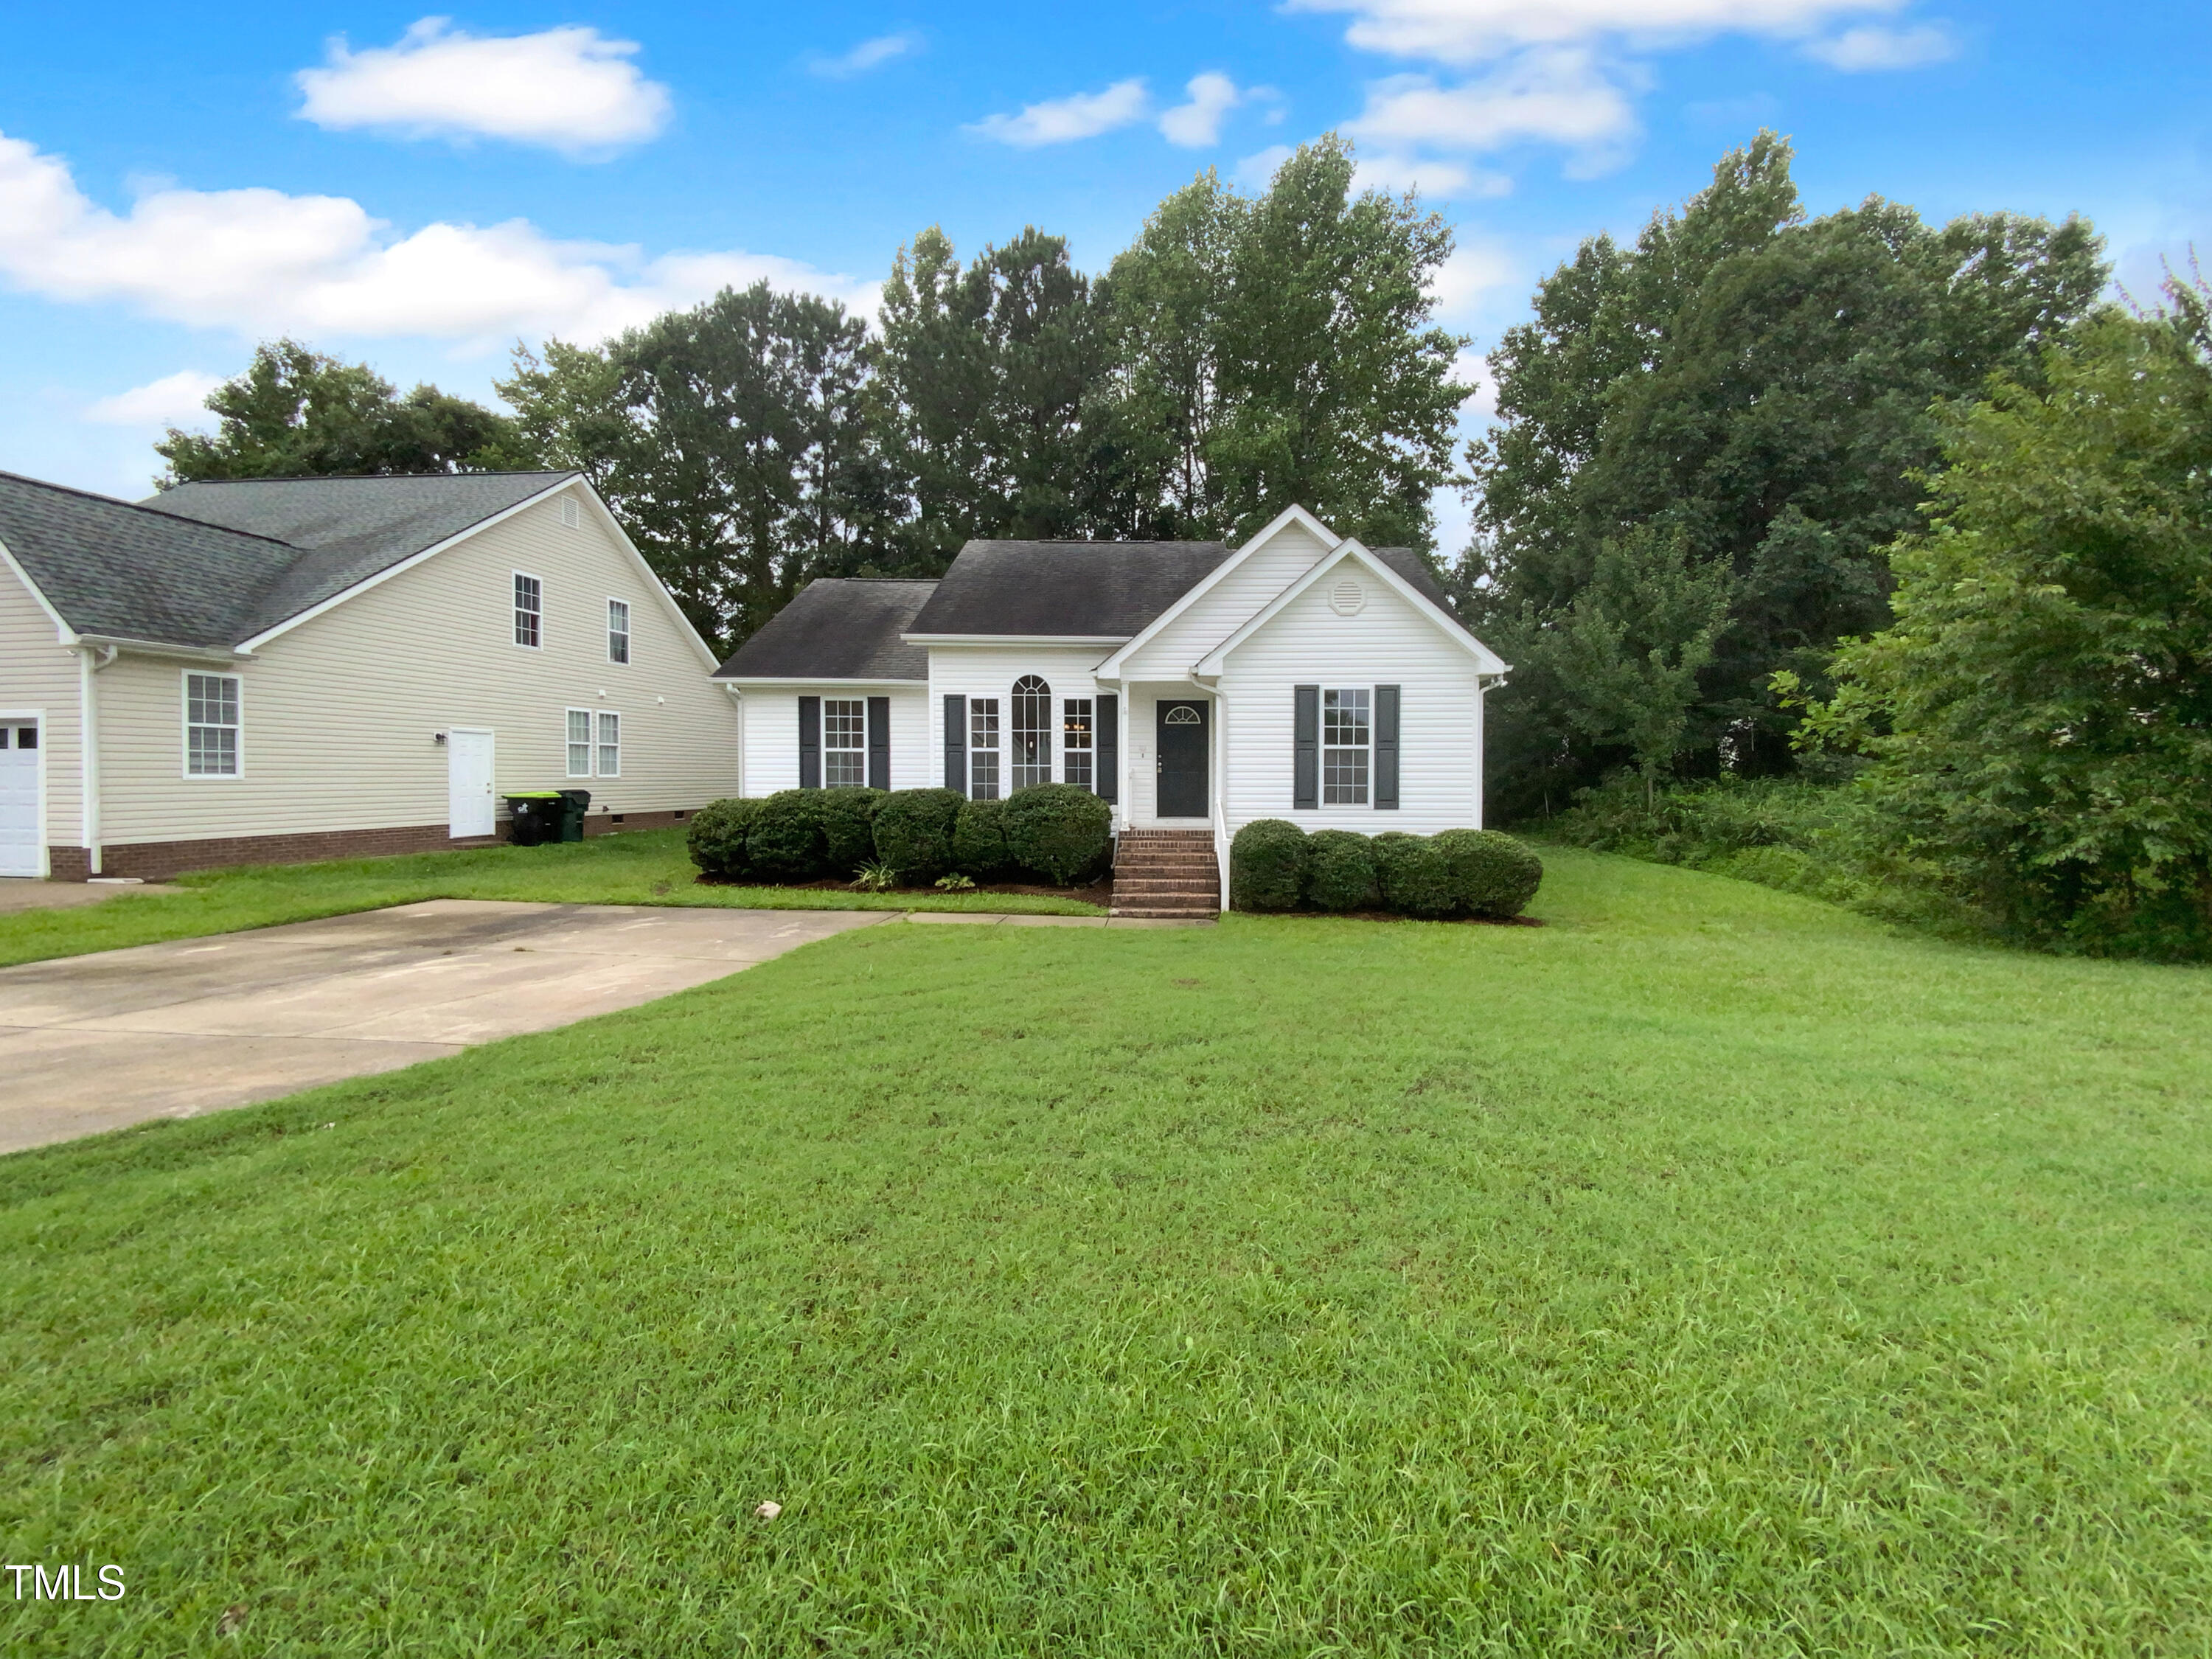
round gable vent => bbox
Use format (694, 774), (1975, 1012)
(1329, 577), (1366, 616)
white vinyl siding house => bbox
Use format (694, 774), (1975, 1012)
(0, 556), (83, 877)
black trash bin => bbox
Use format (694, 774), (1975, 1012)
(556, 789), (591, 843)
(505, 793), (564, 846)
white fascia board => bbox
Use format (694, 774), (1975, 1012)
(237, 474), (579, 652)
(901, 633), (1131, 647)
(1094, 503), (1341, 678)
(0, 535), (77, 644)
(1194, 541), (1510, 676)
(74, 633), (252, 664)
(714, 676), (926, 688)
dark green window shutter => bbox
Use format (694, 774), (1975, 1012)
(1374, 684), (1400, 810)
(866, 696), (891, 790)
(798, 695), (821, 789)
(1096, 694), (1119, 802)
(943, 695), (967, 795)
(1293, 685), (1319, 809)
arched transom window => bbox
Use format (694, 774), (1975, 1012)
(1011, 675), (1052, 789)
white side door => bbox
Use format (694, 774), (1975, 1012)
(0, 719), (41, 877)
(447, 728), (495, 839)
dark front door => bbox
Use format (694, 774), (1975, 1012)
(1155, 699), (1209, 818)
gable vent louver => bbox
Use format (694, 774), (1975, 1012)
(1329, 577), (1365, 616)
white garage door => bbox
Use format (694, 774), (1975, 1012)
(0, 720), (41, 878)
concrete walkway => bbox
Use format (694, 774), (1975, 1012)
(0, 900), (892, 1155)
(0, 878), (182, 914)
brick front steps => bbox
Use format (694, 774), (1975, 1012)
(1111, 830), (1220, 919)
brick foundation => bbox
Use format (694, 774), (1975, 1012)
(47, 806), (703, 882)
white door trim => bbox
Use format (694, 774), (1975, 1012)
(0, 707), (49, 879)
(447, 727), (496, 840)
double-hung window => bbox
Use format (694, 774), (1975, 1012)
(969, 698), (1001, 800)
(185, 672), (241, 777)
(1010, 676), (1051, 789)
(824, 698), (866, 787)
(1323, 688), (1371, 805)
(567, 709), (621, 776)
(514, 573), (543, 648)
(1062, 698), (1094, 791)
(607, 599), (630, 664)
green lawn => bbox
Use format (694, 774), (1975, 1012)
(0, 827), (1102, 968)
(4, 852), (2208, 1654)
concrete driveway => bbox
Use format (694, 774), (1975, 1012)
(0, 900), (893, 1155)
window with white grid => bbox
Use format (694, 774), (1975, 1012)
(514, 572), (542, 647)
(1062, 698), (1093, 790)
(607, 598), (630, 664)
(1010, 676), (1051, 789)
(969, 698), (1001, 800)
(566, 709), (592, 778)
(1323, 688), (1370, 805)
(184, 672), (241, 776)
(824, 698), (866, 787)
(597, 711), (621, 777)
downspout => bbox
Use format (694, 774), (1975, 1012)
(77, 643), (116, 875)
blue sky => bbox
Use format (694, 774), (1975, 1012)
(4, 1), (2206, 550)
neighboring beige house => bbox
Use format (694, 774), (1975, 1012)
(0, 468), (738, 880)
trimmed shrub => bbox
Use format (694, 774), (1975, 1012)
(1002, 784), (1113, 886)
(1305, 829), (1381, 912)
(1433, 828), (1543, 918)
(1374, 831), (1455, 918)
(747, 789), (830, 880)
(950, 797), (1011, 879)
(686, 797), (761, 880)
(820, 787), (886, 877)
(871, 787), (965, 883)
(1230, 819), (1309, 912)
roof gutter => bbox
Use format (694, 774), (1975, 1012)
(69, 633), (253, 664)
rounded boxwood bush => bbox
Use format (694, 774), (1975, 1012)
(1230, 818), (1309, 912)
(1305, 828), (1380, 912)
(1001, 783), (1113, 886)
(950, 797), (1011, 879)
(871, 787), (965, 883)
(820, 787), (886, 878)
(1433, 827), (1544, 918)
(747, 789), (830, 881)
(1373, 831), (1456, 918)
(686, 797), (760, 880)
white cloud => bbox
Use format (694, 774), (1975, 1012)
(295, 18), (672, 156)
(1159, 73), (1245, 147)
(83, 370), (224, 427)
(1285, 0), (1906, 65)
(1803, 22), (1955, 69)
(808, 32), (922, 78)
(1427, 243), (1521, 321)
(0, 130), (872, 350)
(1235, 145), (1296, 189)
(1354, 151), (1512, 200)
(1351, 49), (1637, 156)
(967, 79), (1150, 147)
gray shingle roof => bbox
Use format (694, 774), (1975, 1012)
(143, 472), (574, 640)
(1368, 546), (1473, 636)
(714, 579), (936, 681)
(907, 540), (1230, 638)
(0, 469), (576, 650)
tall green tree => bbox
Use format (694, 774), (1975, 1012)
(157, 339), (526, 484)
(1466, 134), (2107, 815)
(1789, 290), (2212, 958)
(500, 282), (887, 649)
(1094, 139), (1470, 550)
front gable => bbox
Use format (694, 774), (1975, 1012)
(1197, 542), (1509, 678)
(1102, 506), (1338, 682)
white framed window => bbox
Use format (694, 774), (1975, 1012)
(969, 697), (1001, 801)
(1062, 698), (1093, 791)
(560, 495), (582, 529)
(597, 711), (621, 778)
(1323, 688), (1371, 804)
(566, 709), (593, 778)
(514, 572), (543, 648)
(184, 671), (242, 778)
(607, 599), (630, 664)
(824, 698), (867, 787)
(1011, 675), (1051, 789)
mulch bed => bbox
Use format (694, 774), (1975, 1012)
(694, 874), (1113, 905)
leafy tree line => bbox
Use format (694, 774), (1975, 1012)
(160, 139), (1467, 653)
(1461, 133), (2110, 818)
